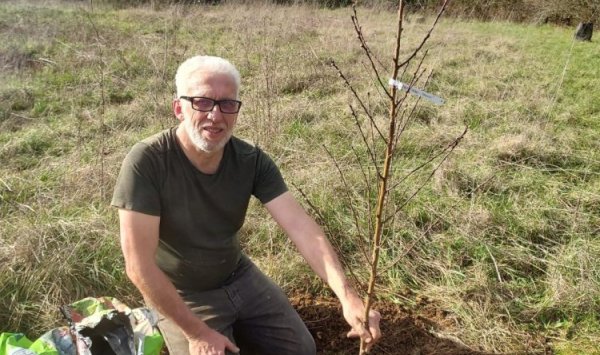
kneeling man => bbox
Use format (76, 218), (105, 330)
(112, 55), (380, 355)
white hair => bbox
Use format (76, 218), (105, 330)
(175, 55), (241, 98)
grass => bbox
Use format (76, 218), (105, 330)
(1, 1), (599, 353)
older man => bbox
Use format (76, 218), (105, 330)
(112, 55), (380, 355)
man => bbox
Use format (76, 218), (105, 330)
(112, 55), (381, 355)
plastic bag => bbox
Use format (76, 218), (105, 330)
(1, 297), (163, 355)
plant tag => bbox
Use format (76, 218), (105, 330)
(388, 78), (445, 105)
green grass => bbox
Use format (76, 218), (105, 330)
(1, 1), (599, 353)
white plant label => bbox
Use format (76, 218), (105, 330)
(388, 78), (445, 105)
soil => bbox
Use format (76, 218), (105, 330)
(290, 295), (493, 355)
(159, 293), (548, 354)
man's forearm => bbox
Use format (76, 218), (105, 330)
(265, 192), (361, 303)
(127, 262), (210, 338)
(292, 225), (361, 303)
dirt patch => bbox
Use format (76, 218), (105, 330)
(291, 295), (492, 355)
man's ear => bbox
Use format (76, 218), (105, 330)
(172, 98), (184, 122)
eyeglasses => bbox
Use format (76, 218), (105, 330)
(180, 96), (242, 114)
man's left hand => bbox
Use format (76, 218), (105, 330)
(342, 297), (382, 352)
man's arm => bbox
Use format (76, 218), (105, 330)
(118, 209), (239, 355)
(264, 191), (381, 350)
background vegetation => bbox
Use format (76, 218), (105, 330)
(85, 0), (600, 23)
(1, 0), (598, 354)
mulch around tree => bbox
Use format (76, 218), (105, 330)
(290, 295), (495, 355)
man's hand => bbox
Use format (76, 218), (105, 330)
(342, 297), (382, 353)
(187, 327), (240, 355)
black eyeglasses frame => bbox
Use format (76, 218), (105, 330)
(179, 96), (243, 114)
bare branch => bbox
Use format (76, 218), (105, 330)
(349, 104), (382, 178)
(292, 183), (365, 290)
(380, 223), (434, 274)
(397, 0), (450, 70)
(351, 5), (391, 100)
(350, 145), (375, 238)
(383, 126), (468, 224)
(322, 145), (367, 252)
(387, 125), (460, 193)
(395, 50), (430, 108)
(390, 0), (406, 83)
(393, 70), (433, 152)
(330, 60), (387, 143)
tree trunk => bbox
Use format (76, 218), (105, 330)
(575, 22), (593, 41)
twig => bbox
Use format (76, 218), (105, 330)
(350, 145), (375, 238)
(84, 11), (107, 199)
(396, 0), (450, 70)
(485, 245), (504, 283)
(349, 104), (382, 178)
(390, 65), (429, 154)
(387, 125), (462, 193)
(323, 145), (371, 264)
(383, 126), (467, 224)
(292, 183), (366, 292)
(394, 51), (429, 108)
(330, 60), (387, 144)
(394, 70), (433, 147)
(351, 5), (391, 100)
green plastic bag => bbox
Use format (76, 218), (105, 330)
(0, 332), (58, 355)
(1, 297), (163, 355)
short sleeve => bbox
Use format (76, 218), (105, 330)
(252, 148), (288, 204)
(111, 143), (162, 216)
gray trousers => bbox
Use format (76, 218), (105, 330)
(157, 255), (316, 355)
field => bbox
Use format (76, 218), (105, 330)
(1, 1), (599, 354)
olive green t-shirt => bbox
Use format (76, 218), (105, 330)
(111, 127), (287, 291)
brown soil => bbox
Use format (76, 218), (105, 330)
(290, 295), (493, 355)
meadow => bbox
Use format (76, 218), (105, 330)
(0, 1), (599, 353)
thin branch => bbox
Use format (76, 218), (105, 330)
(392, 104), (412, 151)
(349, 104), (382, 178)
(322, 145), (369, 260)
(395, 50), (429, 108)
(350, 145), (375, 239)
(391, 63), (431, 154)
(386, 132), (459, 194)
(391, 68), (428, 152)
(396, 0), (450, 70)
(292, 183), (366, 291)
(390, 0), (405, 82)
(387, 66), (426, 152)
(394, 71), (433, 148)
(330, 60), (387, 143)
(380, 223), (434, 274)
(383, 126), (468, 224)
(351, 5), (391, 100)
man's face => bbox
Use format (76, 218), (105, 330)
(174, 70), (239, 153)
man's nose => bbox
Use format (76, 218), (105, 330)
(207, 104), (224, 121)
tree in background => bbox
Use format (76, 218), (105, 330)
(527, 0), (599, 24)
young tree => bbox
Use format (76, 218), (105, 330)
(301, 1), (466, 353)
